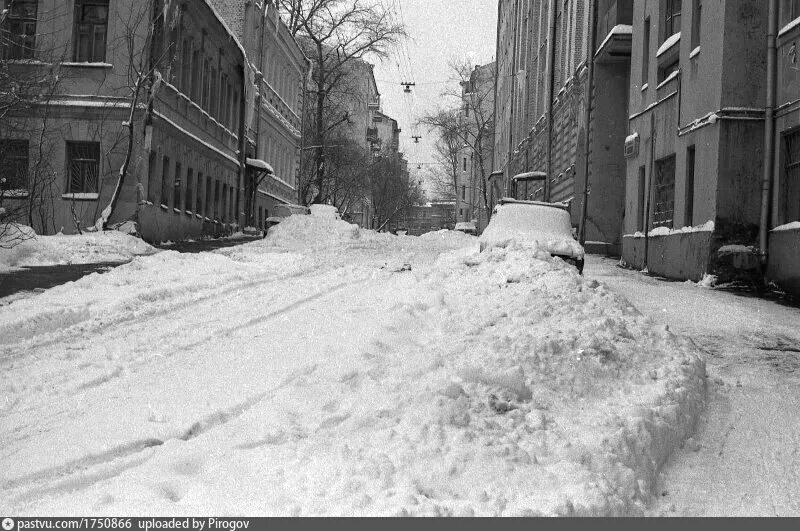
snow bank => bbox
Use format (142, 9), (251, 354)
(626, 221), (715, 239)
(0, 225), (156, 272)
(772, 221), (800, 232)
(0, 221), (705, 517)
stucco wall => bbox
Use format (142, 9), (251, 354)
(767, 228), (800, 298)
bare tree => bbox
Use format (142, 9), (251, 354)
(420, 59), (495, 223)
(277, 0), (405, 204)
(95, 1), (174, 230)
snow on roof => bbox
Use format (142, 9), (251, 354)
(512, 171), (547, 181)
(657, 32), (681, 58)
(595, 24), (633, 57)
(246, 158), (274, 173)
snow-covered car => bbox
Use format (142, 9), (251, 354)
(479, 198), (585, 274)
(265, 204), (311, 231)
(454, 221), (478, 236)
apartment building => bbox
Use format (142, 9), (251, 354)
(208, 0), (306, 231)
(493, 0), (631, 254)
(767, 0), (800, 296)
(622, 0), (770, 281)
(457, 62), (495, 231)
(0, 0), (305, 242)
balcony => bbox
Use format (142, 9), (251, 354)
(594, 0), (633, 64)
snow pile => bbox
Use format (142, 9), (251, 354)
(0, 231), (705, 516)
(265, 206), (360, 248)
(0, 226), (156, 272)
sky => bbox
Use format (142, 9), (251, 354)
(372, 0), (498, 196)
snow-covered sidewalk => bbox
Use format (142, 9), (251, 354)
(1, 218), (705, 516)
(587, 256), (800, 516)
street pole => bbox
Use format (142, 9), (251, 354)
(578, 0), (597, 246)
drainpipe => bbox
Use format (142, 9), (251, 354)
(759, 0), (779, 266)
(643, 111), (656, 271)
(545, 0), (557, 202)
(505, 0), (521, 196)
(490, 0), (502, 190)
(578, 0), (597, 246)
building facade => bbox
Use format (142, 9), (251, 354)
(457, 62), (495, 232)
(766, 0), (800, 296)
(622, 0), (770, 282)
(0, 0), (305, 242)
(493, 0), (631, 254)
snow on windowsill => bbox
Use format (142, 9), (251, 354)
(772, 221), (800, 232)
(656, 70), (680, 90)
(689, 46), (701, 59)
(641, 83), (649, 92)
(657, 32), (681, 58)
(160, 204), (169, 211)
(625, 132), (639, 144)
(779, 16), (800, 38)
(61, 193), (99, 201)
(1, 189), (29, 198)
(61, 62), (113, 69)
(625, 220), (714, 239)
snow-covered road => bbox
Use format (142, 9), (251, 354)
(1, 216), (706, 516)
(587, 256), (800, 516)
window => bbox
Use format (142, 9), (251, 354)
(196, 171), (204, 214)
(653, 155), (676, 229)
(258, 206), (263, 228)
(213, 180), (220, 220)
(0, 140), (29, 191)
(664, 0), (681, 41)
(642, 18), (651, 86)
(180, 40), (191, 91)
(147, 151), (157, 202)
(202, 58), (211, 110)
(205, 175), (212, 216)
(173, 162), (182, 209)
(691, 0), (702, 48)
(220, 74), (229, 124)
(463, 157), (467, 172)
(658, 58), (679, 84)
(229, 187), (234, 221)
(221, 183), (228, 222)
(185, 168), (194, 212)
(67, 142), (100, 193)
(781, 0), (800, 26)
(191, 49), (201, 102)
(783, 129), (800, 223)
(73, 0), (109, 63)
(2, 0), (37, 60)
(160, 156), (170, 206)
(638, 166), (646, 231)
(461, 185), (466, 200)
(685, 146), (696, 226)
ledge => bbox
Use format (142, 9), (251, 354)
(60, 62), (113, 69)
(61, 193), (99, 201)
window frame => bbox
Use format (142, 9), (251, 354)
(73, 0), (109, 63)
(653, 154), (676, 230)
(664, 0), (682, 41)
(66, 141), (101, 194)
(2, 0), (38, 60)
(0, 139), (30, 192)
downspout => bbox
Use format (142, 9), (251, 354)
(237, 63), (248, 228)
(505, 0), (520, 196)
(299, 57), (311, 205)
(759, 0), (779, 266)
(578, 0), (597, 245)
(490, 0), (502, 192)
(249, 1), (268, 227)
(643, 111), (656, 271)
(545, 0), (557, 202)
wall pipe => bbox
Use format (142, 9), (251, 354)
(758, 0), (779, 266)
(578, 0), (598, 245)
(545, 0), (557, 202)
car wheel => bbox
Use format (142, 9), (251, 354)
(576, 259), (585, 275)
